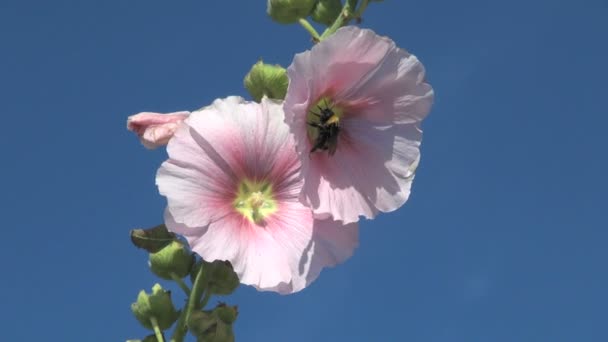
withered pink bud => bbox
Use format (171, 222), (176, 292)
(127, 111), (190, 149)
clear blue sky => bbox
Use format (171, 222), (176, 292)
(1, 1), (607, 341)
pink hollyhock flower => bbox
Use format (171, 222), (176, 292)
(156, 96), (358, 294)
(283, 26), (434, 224)
(127, 111), (190, 149)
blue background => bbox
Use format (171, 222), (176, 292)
(1, 0), (607, 341)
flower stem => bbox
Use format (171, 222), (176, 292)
(353, 0), (369, 18)
(199, 290), (212, 309)
(150, 317), (165, 342)
(320, 0), (358, 39)
(319, 0), (376, 40)
(298, 18), (321, 42)
(170, 272), (191, 296)
(170, 263), (207, 342)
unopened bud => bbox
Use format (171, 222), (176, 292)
(244, 61), (289, 102)
(149, 240), (194, 280)
(267, 0), (317, 24)
(213, 303), (239, 325)
(190, 260), (240, 295)
(131, 284), (180, 330)
(188, 304), (238, 342)
(311, 0), (342, 26)
(127, 111), (189, 149)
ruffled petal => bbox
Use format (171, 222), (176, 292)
(301, 120), (422, 223)
(165, 200), (315, 294)
(292, 218), (359, 292)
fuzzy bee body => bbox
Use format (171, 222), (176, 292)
(308, 105), (340, 156)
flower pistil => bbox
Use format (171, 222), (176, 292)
(233, 180), (277, 224)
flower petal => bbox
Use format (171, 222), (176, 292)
(160, 96), (359, 293)
(284, 26), (433, 223)
(293, 218), (359, 292)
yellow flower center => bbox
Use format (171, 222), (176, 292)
(233, 180), (277, 223)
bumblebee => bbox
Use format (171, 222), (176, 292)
(308, 104), (340, 156)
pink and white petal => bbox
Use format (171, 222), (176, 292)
(157, 159), (234, 228)
(291, 218), (359, 292)
(338, 50), (434, 125)
(302, 120), (422, 223)
(185, 97), (295, 183)
(284, 27), (395, 150)
(165, 209), (292, 290)
(127, 111), (190, 133)
(245, 201), (315, 293)
(184, 97), (258, 180)
(157, 117), (238, 228)
(287, 27), (397, 102)
(168, 199), (316, 294)
(164, 209), (209, 249)
(159, 97), (283, 227)
(127, 111), (190, 149)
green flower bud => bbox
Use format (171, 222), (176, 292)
(131, 284), (180, 331)
(188, 304), (238, 342)
(148, 240), (194, 280)
(311, 0), (342, 26)
(190, 260), (240, 296)
(188, 311), (216, 337)
(267, 0), (317, 24)
(244, 61), (289, 102)
(213, 303), (239, 325)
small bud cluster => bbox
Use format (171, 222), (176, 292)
(128, 225), (239, 342)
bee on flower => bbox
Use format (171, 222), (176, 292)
(284, 26), (434, 224)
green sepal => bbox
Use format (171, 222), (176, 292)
(190, 260), (240, 296)
(130, 224), (176, 253)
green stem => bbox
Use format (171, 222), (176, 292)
(298, 18), (321, 42)
(170, 264), (207, 342)
(170, 272), (191, 296)
(199, 290), (212, 309)
(353, 0), (369, 18)
(320, 0), (359, 39)
(150, 317), (165, 342)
